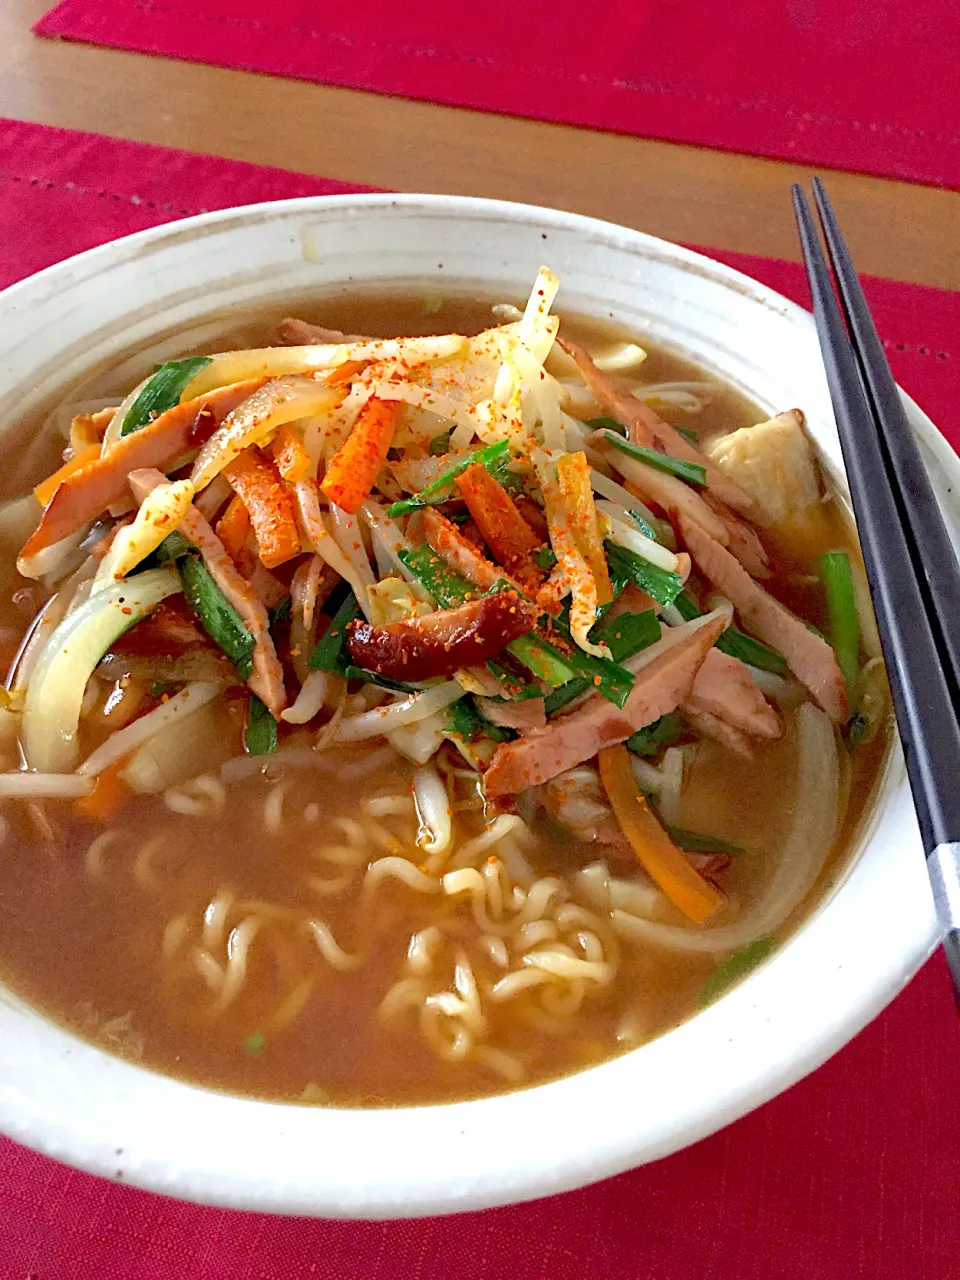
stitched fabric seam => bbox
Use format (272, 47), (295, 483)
(108, 0), (960, 149)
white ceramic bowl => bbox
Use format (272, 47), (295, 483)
(0, 195), (946, 1218)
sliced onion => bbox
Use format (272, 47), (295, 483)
(182, 335), (466, 402)
(633, 381), (718, 413)
(95, 478), (195, 588)
(0, 771), (94, 797)
(78, 681), (222, 776)
(596, 505), (680, 572)
(387, 710), (448, 764)
(614, 702), (839, 953)
(743, 665), (804, 706)
(589, 469), (661, 531)
(191, 378), (343, 490)
(100, 375), (150, 452)
(338, 682), (462, 742)
(22, 567), (181, 773)
(591, 343), (647, 373)
(364, 380), (478, 434)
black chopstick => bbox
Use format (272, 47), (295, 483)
(812, 178), (960, 705)
(792, 182), (960, 1003)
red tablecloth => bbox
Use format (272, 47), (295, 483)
(0, 118), (958, 1279)
(35, 0), (960, 190)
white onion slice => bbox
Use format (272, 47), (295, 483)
(191, 378), (342, 491)
(78, 682), (223, 777)
(589, 469), (661, 531)
(100, 375), (150, 453)
(596, 505), (680, 572)
(182, 335), (466, 402)
(338, 683), (462, 742)
(387, 709), (448, 764)
(22, 567), (181, 773)
(591, 343), (647, 372)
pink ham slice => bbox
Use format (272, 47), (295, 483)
(682, 647), (782, 756)
(560, 336), (756, 518)
(128, 467), (287, 718)
(483, 614), (725, 796)
(684, 709), (754, 759)
(588, 434), (731, 546)
(278, 318), (369, 345)
(702, 492), (772, 580)
(419, 507), (525, 594)
(678, 512), (849, 723)
(18, 378), (268, 578)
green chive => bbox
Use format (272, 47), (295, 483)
(309, 593), (360, 672)
(269, 596), (292, 627)
(604, 430), (707, 486)
(697, 938), (776, 1008)
(675, 592), (786, 675)
(119, 356), (212, 437)
(245, 694), (278, 756)
(179, 555), (254, 678)
(667, 824), (742, 856)
(386, 439), (510, 518)
(604, 540), (684, 608)
(822, 549), (860, 701)
(625, 712), (686, 758)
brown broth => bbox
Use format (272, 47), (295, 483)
(0, 292), (891, 1106)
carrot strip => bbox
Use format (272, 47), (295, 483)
(269, 423), (312, 483)
(324, 359), (368, 387)
(556, 451), (613, 606)
(455, 463), (540, 562)
(222, 448), (302, 569)
(598, 744), (724, 923)
(34, 443), (102, 508)
(214, 494), (251, 563)
(75, 759), (129, 823)
(321, 397), (398, 515)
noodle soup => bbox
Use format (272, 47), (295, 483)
(0, 278), (889, 1105)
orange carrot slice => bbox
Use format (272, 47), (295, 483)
(455, 463), (541, 565)
(598, 743), (724, 923)
(214, 494), (251, 563)
(556, 451), (613, 606)
(269, 423), (312, 483)
(34, 443), (102, 509)
(321, 397), (398, 514)
(222, 448), (301, 569)
(75, 759), (129, 823)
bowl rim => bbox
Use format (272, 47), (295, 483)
(0, 191), (943, 1218)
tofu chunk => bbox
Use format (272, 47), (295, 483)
(705, 410), (821, 527)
